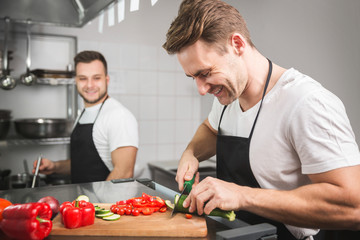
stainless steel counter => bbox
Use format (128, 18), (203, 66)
(0, 178), (277, 240)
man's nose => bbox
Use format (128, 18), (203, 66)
(195, 78), (210, 96)
(86, 79), (93, 87)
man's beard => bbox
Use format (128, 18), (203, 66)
(80, 90), (108, 105)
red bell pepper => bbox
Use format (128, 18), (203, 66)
(0, 202), (52, 240)
(60, 200), (95, 229)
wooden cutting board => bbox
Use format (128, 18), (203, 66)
(50, 203), (207, 237)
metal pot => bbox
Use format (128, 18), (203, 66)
(6, 173), (40, 189)
(14, 118), (73, 139)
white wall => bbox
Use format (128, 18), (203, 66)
(1, 0), (360, 178)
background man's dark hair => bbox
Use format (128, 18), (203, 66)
(74, 51), (108, 75)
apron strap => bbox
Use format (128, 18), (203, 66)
(249, 58), (272, 140)
(218, 105), (228, 135)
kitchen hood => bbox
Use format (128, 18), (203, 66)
(0, 0), (116, 27)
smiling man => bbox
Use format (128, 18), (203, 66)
(163, 0), (360, 240)
(33, 51), (138, 184)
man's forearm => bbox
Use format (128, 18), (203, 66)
(53, 159), (71, 175)
(185, 119), (217, 162)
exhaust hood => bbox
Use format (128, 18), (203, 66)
(0, 0), (116, 27)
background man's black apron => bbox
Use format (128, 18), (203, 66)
(216, 59), (302, 240)
(70, 97), (110, 184)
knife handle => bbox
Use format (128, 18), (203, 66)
(183, 174), (196, 193)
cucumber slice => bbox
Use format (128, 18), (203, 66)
(165, 200), (174, 210)
(76, 195), (90, 202)
(95, 206), (104, 211)
(96, 212), (114, 218)
(103, 214), (121, 221)
(95, 209), (110, 214)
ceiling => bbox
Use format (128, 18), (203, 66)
(0, 0), (116, 28)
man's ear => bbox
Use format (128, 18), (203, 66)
(106, 75), (110, 84)
(230, 33), (246, 55)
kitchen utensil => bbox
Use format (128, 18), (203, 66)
(20, 19), (36, 86)
(0, 17), (17, 90)
(171, 174), (195, 217)
(0, 169), (11, 190)
(23, 159), (30, 175)
(31, 155), (42, 188)
(14, 118), (73, 139)
(0, 109), (11, 119)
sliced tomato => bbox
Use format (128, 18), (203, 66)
(142, 192), (152, 202)
(185, 214), (193, 219)
(141, 208), (154, 215)
(116, 200), (128, 205)
(159, 206), (167, 213)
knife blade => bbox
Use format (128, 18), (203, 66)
(171, 174), (195, 217)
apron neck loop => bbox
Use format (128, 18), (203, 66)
(77, 95), (109, 124)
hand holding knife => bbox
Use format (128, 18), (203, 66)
(171, 174), (196, 217)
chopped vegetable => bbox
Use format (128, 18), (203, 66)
(174, 194), (236, 221)
(0, 202), (52, 240)
(165, 200), (174, 210)
(103, 214), (121, 221)
(96, 212), (114, 218)
(76, 195), (90, 202)
(185, 214), (193, 219)
(110, 193), (167, 216)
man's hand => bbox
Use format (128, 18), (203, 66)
(176, 150), (200, 192)
(183, 176), (243, 215)
(32, 158), (56, 175)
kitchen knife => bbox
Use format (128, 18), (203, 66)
(171, 174), (195, 217)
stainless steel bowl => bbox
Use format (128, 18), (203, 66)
(14, 118), (73, 139)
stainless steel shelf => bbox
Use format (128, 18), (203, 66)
(0, 137), (70, 147)
(36, 78), (75, 85)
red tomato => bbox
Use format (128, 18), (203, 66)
(125, 208), (132, 215)
(159, 206), (167, 213)
(185, 214), (192, 219)
(110, 205), (119, 213)
(117, 208), (125, 215)
(132, 208), (140, 216)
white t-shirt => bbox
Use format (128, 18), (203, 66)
(208, 68), (360, 239)
(76, 97), (138, 171)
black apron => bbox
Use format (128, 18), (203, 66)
(70, 97), (110, 184)
(216, 59), (301, 240)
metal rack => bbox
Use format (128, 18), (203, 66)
(0, 137), (70, 147)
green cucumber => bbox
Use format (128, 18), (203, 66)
(95, 212), (114, 218)
(95, 209), (110, 214)
(165, 200), (174, 210)
(174, 194), (236, 221)
(103, 214), (121, 221)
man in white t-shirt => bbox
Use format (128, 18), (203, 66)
(33, 51), (138, 184)
(163, 0), (360, 239)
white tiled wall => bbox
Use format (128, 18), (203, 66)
(78, 41), (203, 178)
